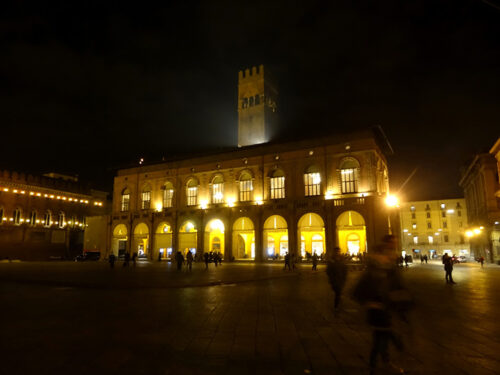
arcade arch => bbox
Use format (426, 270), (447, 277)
(204, 219), (225, 257)
(155, 222), (173, 259)
(111, 224), (128, 257)
(263, 215), (288, 259)
(298, 213), (325, 258)
(233, 217), (255, 259)
(132, 223), (150, 258)
(336, 210), (366, 255)
(179, 221), (197, 256)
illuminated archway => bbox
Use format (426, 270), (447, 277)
(155, 222), (173, 259)
(336, 210), (366, 255)
(298, 213), (325, 258)
(233, 217), (255, 260)
(263, 215), (288, 259)
(132, 223), (150, 258)
(179, 221), (197, 256)
(204, 219), (225, 257)
(111, 224), (128, 257)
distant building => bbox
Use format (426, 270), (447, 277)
(459, 138), (500, 264)
(399, 198), (470, 260)
(0, 170), (108, 260)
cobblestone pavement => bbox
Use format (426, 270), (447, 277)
(1, 260), (499, 375)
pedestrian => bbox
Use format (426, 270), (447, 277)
(123, 252), (130, 267)
(109, 253), (116, 268)
(442, 253), (456, 284)
(132, 252), (137, 267)
(326, 247), (347, 312)
(352, 235), (412, 375)
(284, 252), (291, 270)
(204, 252), (209, 270)
(291, 252), (297, 270)
(312, 252), (319, 271)
(186, 250), (193, 272)
(420, 255), (424, 264)
(158, 252), (162, 262)
(404, 254), (409, 268)
(213, 252), (219, 267)
(479, 256), (485, 268)
(217, 251), (223, 266)
(424, 254), (428, 264)
(175, 251), (184, 271)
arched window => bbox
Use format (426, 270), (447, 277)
(186, 178), (198, 206)
(0, 207), (3, 224)
(13, 208), (21, 225)
(58, 212), (65, 228)
(29, 211), (37, 226)
(304, 165), (321, 196)
(162, 181), (174, 208)
(239, 171), (253, 202)
(339, 158), (359, 194)
(121, 188), (130, 212)
(270, 169), (285, 199)
(141, 184), (151, 210)
(212, 175), (224, 204)
(43, 211), (51, 228)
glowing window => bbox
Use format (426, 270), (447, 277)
(121, 189), (130, 212)
(30, 211), (37, 226)
(428, 236), (433, 244)
(413, 236), (418, 244)
(13, 208), (21, 225)
(58, 212), (65, 228)
(163, 182), (174, 208)
(186, 178), (198, 206)
(270, 169), (285, 199)
(239, 172), (253, 202)
(340, 159), (359, 194)
(44, 211), (51, 228)
(212, 175), (224, 204)
(0, 208), (3, 224)
(304, 166), (321, 196)
(141, 186), (151, 210)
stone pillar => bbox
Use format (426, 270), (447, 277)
(197, 224), (205, 258)
(325, 203), (336, 258)
(288, 214), (298, 258)
(255, 215), (264, 262)
(225, 225), (233, 261)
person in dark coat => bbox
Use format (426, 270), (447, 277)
(175, 251), (184, 271)
(326, 247), (348, 311)
(352, 235), (411, 375)
(443, 253), (456, 284)
(283, 252), (291, 270)
(186, 250), (193, 272)
(203, 252), (209, 270)
(109, 253), (116, 268)
(131, 252), (137, 267)
(312, 252), (319, 270)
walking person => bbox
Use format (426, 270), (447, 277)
(109, 253), (116, 268)
(443, 253), (456, 284)
(312, 252), (319, 271)
(326, 247), (347, 313)
(186, 250), (193, 272)
(424, 254), (428, 264)
(291, 252), (297, 270)
(204, 252), (209, 270)
(132, 252), (137, 267)
(175, 251), (184, 271)
(479, 256), (485, 268)
(217, 251), (223, 266)
(283, 252), (291, 270)
(352, 235), (412, 375)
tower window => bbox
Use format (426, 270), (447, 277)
(270, 169), (285, 199)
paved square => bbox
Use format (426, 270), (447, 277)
(1, 260), (499, 375)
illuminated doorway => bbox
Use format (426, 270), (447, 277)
(155, 222), (173, 259)
(263, 215), (288, 259)
(112, 224), (128, 258)
(204, 219), (225, 258)
(336, 211), (366, 255)
(179, 221), (197, 256)
(132, 223), (150, 258)
(233, 217), (255, 260)
(298, 213), (325, 259)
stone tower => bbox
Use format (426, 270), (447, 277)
(238, 65), (278, 147)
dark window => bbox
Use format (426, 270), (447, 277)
(411, 213), (416, 219)
(249, 96), (254, 107)
(442, 211), (446, 218)
(443, 221), (447, 228)
(426, 212), (431, 219)
(255, 94), (260, 105)
(444, 235), (449, 242)
(427, 222), (432, 229)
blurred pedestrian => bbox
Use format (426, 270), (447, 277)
(479, 256), (485, 268)
(217, 251), (223, 266)
(352, 235), (412, 375)
(424, 254), (428, 264)
(284, 252), (291, 270)
(175, 251), (184, 271)
(291, 252), (297, 270)
(204, 252), (209, 270)
(109, 253), (116, 268)
(312, 252), (319, 271)
(404, 254), (409, 268)
(443, 253), (456, 284)
(326, 247), (347, 312)
(186, 250), (193, 272)
(132, 252), (137, 267)
(158, 252), (162, 262)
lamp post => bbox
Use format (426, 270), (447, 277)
(385, 194), (399, 235)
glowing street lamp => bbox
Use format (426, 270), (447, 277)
(385, 194), (399, 207)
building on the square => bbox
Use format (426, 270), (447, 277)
(108, 65), (397, 262)
(0, 170), (108, 260)
(459, 137), (500, 264)
(399, 198), (470, 260)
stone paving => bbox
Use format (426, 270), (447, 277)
(1, 260), (499, 375)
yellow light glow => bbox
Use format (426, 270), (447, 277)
(13, 189), (18, 193)
(36, 193), (41, 197)
(474, 228), (481, 235)
(2, 218), (7, 221)
(3, 188), (8, 192)
(186, 222), (194, 231)
(56, 196), (61, 199)
(44, 194), (48, 198)
(200, 199), (208, 209)
(62, 197), (67, 200)
(479, 226), (484, 230)
(155, 202), (163, 212)
(324, 192), (334, 200)
(385, 194), (399, 207)
(227, 197), (236, 207)
(210, 219), (224, 232)
(49, 195), (54, 199)
(36, 220), (40, 223)
(214, 192), (223, 200)
(30, 192), (34, 196)
(21, 190), (25, 194)
(465, 230), (473, 238)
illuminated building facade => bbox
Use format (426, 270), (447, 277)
(0, 170), (108, 260)
(399, 199), (470, 259)
(459, 138), (500, 264)
(109, 128), (395, 261)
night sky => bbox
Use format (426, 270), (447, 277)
(1, 0), (499, 201)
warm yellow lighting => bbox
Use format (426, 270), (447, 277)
(56, 196), (61, 199)
(36, 193), (41, 197)
(447, 209), (455, 214)
(312, 173), (321, 185)
(3, 188), (8, 192)
(36, 220), (40, 223)
(227, 197), (236, 207)
(62, 197), (67, 200)
(474, 228), (481, 235)
(44, 194), (48, 198)
(403, 229), (408, 232)
(13, 189), (18, 193)
(30, 192), (34, 196)
(324, 191), (334, 200)
(20, 219), (24, 222)
(385, 194), (399, 207)
(214, 192), (223, 201)
(69, 198), (73, 201)
(49, 195), (54, 199)
(21, 190), (25, 194)
(155, 202), (163, 212)
(479, 226), (484, 230)
(186, 222), (194, 231)
(465, 230), (473, 238)
(210, 219), (224, 232)
(26, 219), (30, 223)
(200, 199), (208, 209)
(2, 218), (7, 221)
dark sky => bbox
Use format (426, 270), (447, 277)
(1, 0), (499, 200)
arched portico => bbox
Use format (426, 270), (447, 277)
(336, 210), (367, 255)
(111, 224), (128, 257)
(263, 215), (288, 259)
(204, 219), (225, 257)
(233, 217), (255, 260)
(179, 220), (197, 256)
(132, 222), (150, 258)
(155, 222), (173, 259)
(298, 213), (325, 258)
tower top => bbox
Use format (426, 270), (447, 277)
(238, 64), (265, 82)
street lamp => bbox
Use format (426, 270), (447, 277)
(385, 194), (399, 235)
